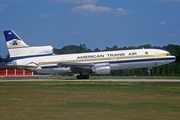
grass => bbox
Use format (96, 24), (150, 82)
(0, 81), (180, 120)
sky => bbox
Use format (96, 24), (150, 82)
(0, 0), (180, 57)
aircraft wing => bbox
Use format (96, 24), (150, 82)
(58, 62), (111, 76)
(58, 62), (94, 70)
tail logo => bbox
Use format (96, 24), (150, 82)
(7, 40), (27, 48)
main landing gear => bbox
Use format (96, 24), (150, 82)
(76, 75), (89, 79)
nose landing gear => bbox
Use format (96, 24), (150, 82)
(147, 67), (152, 76)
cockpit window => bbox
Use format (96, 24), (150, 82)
(167, 53), (171, 56)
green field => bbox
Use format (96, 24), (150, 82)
(0, 81), (180, 120)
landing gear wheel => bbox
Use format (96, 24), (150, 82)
(76, 75), (89, 79)
(76, 75), (81, 79)
(84, 75), (89, 79)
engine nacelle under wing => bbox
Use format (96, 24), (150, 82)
(93, 66), (110, 75)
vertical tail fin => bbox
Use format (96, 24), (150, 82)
(3, 30), (29, 49)
(3, 30), (53, 58)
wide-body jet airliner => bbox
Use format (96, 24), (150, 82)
(3, 30), (176, 79)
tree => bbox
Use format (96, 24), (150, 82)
(94, 48), (101, 52)
(138, 44), (152, 49)
(104, 46), (112, 51)
(112, 45), (118, 50)
(54, 44), (92, 54)
(0, 56), (3, 62)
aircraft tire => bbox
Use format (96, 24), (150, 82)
(84, 75), (89, 79)
(76, 75), (89, 79)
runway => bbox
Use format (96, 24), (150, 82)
(1, 79), (180, 82)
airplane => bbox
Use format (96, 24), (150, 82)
(3, 30), (176, 79)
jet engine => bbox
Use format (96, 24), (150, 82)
(93, 66), (110, 75)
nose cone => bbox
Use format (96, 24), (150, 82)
(173, 55), (176, 61)
(169, 55), (176, 63)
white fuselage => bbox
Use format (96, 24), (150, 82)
(6, 48), (176, 74)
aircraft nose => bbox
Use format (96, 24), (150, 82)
(171, 55), (176, 62)
(174, 55), (176, 60)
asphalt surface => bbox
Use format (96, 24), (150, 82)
(0, 79), (180, 82)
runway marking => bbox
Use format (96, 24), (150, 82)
(1, 79), (180, 82)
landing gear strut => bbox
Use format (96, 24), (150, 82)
(76, 75), (89, 79)
(147, 67), (152, 76)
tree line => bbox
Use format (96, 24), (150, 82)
(1, 44), (180, 76)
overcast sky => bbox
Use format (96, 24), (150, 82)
(0, 0), (180, 56)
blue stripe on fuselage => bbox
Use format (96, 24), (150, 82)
(109, 57), (176, 64)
